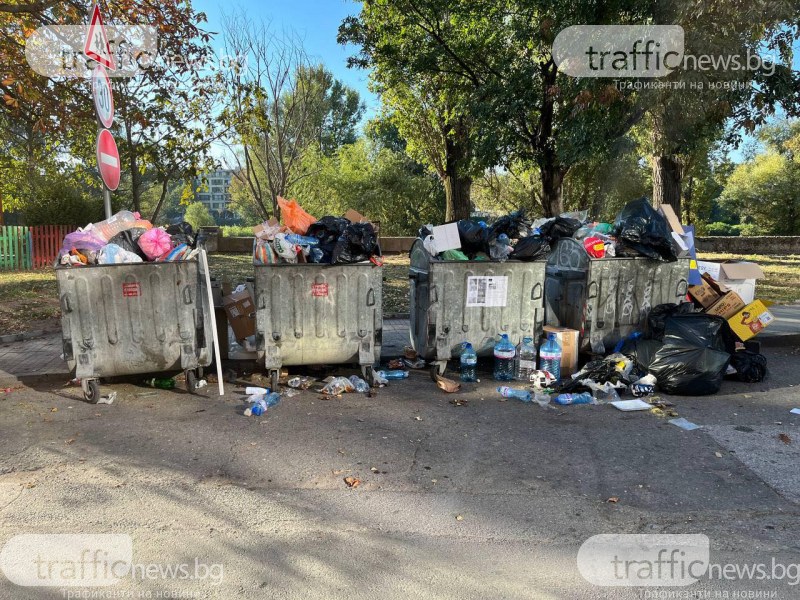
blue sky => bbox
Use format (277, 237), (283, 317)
(194, 0), (379, 119)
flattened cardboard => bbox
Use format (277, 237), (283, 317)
(658, 204), (685, 235)
(543, 326), (579, 377)
(222, 289), (256, 341)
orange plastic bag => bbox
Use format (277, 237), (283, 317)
(277, 196), (316, 235)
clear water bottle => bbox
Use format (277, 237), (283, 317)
(489, 233), (513, 261)
(244, 392), (281, 416)
(493, 334), (516, 381)
(377, 370), (409, 380)
(553, 392), (593, 406)
(497, 386), (532, 402)
(284, 233), (319, 246)
(460, 342), (478, 382)
(91, 210), (137, 242)
(539, 333), (562, 382)
(515, 337), (537, 381)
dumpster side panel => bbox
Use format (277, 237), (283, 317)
(412, 261), (545, 361)
(255, 264), (383, 368)
(57, 262), (211, 378)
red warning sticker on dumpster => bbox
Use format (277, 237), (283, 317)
(311, 283), (329, 297)
(122, 282), (141, 297)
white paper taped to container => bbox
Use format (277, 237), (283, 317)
(466, 276), (508, 307)
(431, 223), (461, 252)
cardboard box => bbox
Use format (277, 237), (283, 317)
(688, 273), (726, 308)
(705, 290), (746, 319)
(344, 209), (368, 224)
(727, 299), (775, 341)
(697, 261), (764, 304)
(543, 326), (579, 377)
(222, 289), (256, 341)
(658, 204), (685, 235)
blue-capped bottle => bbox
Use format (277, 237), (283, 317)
(460, 342), (478, 382)
(493, 334), (516, 381)
(539, 333), (562, 382)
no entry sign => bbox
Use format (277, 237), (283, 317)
(92, 64), (114, 128)
(96, 129), (121, 191)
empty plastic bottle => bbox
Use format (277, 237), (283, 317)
(91, 210), (137, 242)
(515, 337), (537, 382)
(539, 333), (562, 382)
(493, 334), (516, 381)
(284, 233), (319, 246)
(377, 370), (409, 380)
(244, 392), (281, 416)
(245, 387), (269, 395)
(460, 343), (478, 382)
(553, 392), (594, 406)
(348, 375), (370, 392)
(145, 377), (175, 389)
(489, 233), (513, 261)
(497, 386), (532, 402)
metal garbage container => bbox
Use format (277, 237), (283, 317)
(56, 260), (213, 402)
(409, 239), (546, 379)
(254, 262), (383, 389)
(545, 238), (690, 355)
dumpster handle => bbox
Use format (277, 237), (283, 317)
(676, 278), (688, 297)
(531, 282), (542, 301)
(61, 293), (72, 314)
(429, 285), (438, 304)
(367, 288), (375, 307)
(588, 281), (599, 299)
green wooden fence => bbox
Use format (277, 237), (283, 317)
(0, 226), (33, 271)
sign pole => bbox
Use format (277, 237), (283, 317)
(103, 184), (112, 220)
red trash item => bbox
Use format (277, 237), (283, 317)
(138, 227), (173, 260)
(583, 236), (606, 259)
(277, 196), (316, 235)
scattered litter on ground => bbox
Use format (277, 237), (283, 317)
(344, 476), (361, 488)
(778, 433), (792, 445)
(610, 399), (651, 411)
(669, 418), (701, 431)
(450, 398), (468, 407)
(715, 452), (723, 458)
(455, 515), (464, 521)
(791, 408), (800, 416)
(606, 497), (619, 504)
(435, 375), (461, 393)
(96, 392), (116, 405)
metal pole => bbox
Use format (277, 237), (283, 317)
(103, 185), (112, 220)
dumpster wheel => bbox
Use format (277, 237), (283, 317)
(185, 370), (197, 394)
(362, 365), (376, 387)
(270, 369), (280, 392)
(83, 379), (101, 404)
(430, 362), (447, 382)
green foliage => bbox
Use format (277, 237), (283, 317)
(288, 140), (445, 235)
(220, 225), (255, 237)
(183, 202), (216, 230)
(705, 222), (741, 236)
(21, 173), (104, 227)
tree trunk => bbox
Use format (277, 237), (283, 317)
(540, 164), (565, 217)
(651, 155), (682, 216)
(443, 175), (472, 221)
(150, 178), (172, 224)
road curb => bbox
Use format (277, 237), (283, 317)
(0, 330), (58, 345)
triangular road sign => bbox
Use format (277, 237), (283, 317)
(83, 4), (116, 71)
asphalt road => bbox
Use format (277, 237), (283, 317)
(1, 345), (800, 599)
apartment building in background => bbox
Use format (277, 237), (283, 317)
(193, 169), (234, 215)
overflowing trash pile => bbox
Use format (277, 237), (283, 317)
(57, 210), (201, 266)
(253, 197), (380, 265)
(418, 197), (688, 263)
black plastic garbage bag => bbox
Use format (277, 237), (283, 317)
(613, 197), (677, 262)
(457, 220), (488, 255)
(646, 302), (697, 340)
(166, 222), (196, 248)
(307, 216), (350, 263)
(332, 222), (380, 264)
(728, 351), (767, 383)
(538, 217), (582, 245)
(644, 314), (731, 395)
(488, 210), (531, 242)
(109, 228), (148, 261)
(511, 235), (550, 261)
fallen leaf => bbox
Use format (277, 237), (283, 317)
(50, 407), (58, 413)
(435, 375), (461, 393)
(65, 439), (75, 445)
(778, 433), (791, 445)
(344, 477), (361, 488)
(606, 497), (619, 504)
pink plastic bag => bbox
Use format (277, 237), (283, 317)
(137, 227), (173, 260)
